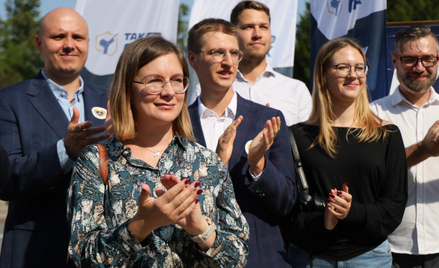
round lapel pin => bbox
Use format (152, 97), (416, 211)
(92, 107), (107, 119)
(245, 140), (252, 155)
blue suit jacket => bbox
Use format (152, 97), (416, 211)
(189, 94), (296, 267)
(0, 71), (108, 268)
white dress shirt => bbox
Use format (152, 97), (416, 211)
(188, 63), (312, 126)
(198, 92), (237, 155)
(370, 86), (439, 255)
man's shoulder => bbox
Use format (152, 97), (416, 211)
(0, 74), (43, 96)
(83, 80), (108, 94)
(238, 94), (281, 116)
(370, 94), (393, 109)
(271, 70), (307, 87)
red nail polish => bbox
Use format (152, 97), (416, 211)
(195, 199), (200, 204)
(343, 182), (348, 187)
(325, 198), (331, 203)
(194, 181), (200, 187)
(184, 179), (190, 185)
(338, 190), (343, 195)
(196, 189), (203, 195)
(329, 193), (335, 198)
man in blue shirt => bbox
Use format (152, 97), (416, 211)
(0, 7), (109, 268)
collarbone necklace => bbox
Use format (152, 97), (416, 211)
(145, 147), (164, 158)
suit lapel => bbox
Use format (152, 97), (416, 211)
(188, 100), (207, 147)
(229, 95), (256, 166)
(83, 82), (107, 126)
(27, 74), (68, 139)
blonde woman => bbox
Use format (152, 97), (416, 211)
(288, 37), (407, 267)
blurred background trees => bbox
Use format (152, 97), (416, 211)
(0, 0), (42, 88)
(2, 0), (439, 89)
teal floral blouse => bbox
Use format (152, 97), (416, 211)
(67, 135), (249, 267)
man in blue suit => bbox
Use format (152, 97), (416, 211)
(187, 18), (296, 267)
(0, 7), (109, 268)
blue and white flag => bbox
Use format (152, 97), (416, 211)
(75, 0), (180, 86)
(310, 0), (387, 101)
(189, 0), (298, 69)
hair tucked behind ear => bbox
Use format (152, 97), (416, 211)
(307, 37), (388, 158)
(109, 35), (194, 141)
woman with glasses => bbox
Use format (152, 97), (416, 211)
(67, 35), (249, 267)
(287, 37), (407, 267)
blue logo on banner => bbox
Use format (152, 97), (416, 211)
(327, 0), (342, 16)
(349, 0), (362, 13)
(268, 35), (276, 57)
(95, 32), (118, 56)
(123, 32), (162, 49)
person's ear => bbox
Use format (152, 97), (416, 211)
(36, 35), (43, 54)
(391, 53), (398, 69)
(187, 51), (198, 71)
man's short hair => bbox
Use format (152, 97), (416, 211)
(230, 0), (271, 25)
(394, 26), (439, 54)
(187, 18), (240, 53)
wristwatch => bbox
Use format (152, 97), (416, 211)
(189, 216), (216, 243)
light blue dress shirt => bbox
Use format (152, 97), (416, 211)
(41, 69), (85, 174)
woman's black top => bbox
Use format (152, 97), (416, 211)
(290, 123), (407, 261)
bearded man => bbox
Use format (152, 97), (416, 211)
(370, 25), (439, 268)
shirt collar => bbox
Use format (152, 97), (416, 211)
(392, 86), (439, 107)
(41, 69), (84, 101)
(235, 62), (276, 83)
(197, 90), (237, 119)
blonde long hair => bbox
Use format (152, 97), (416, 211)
(307, 37), (387, 157)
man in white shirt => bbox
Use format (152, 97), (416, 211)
(188, 1), (311, 126)
(187, 18), (296, 267)
(370, 25), (439, 268)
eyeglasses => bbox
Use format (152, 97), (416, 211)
(133, 76), (190, 95)
(393, 54), (438, 68)
(333, 63), (369, 78)
(198, 48), (244, 63)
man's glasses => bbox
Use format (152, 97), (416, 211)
(333, 63), (369, 78)
(198, 48), (244, 63)
(394, 54), (438, 68)
(133, 76), (190, 95)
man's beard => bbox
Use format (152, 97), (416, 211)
(240, 49), (266, 67)
(400, 70), (437, 94)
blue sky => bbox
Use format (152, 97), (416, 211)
(0, 0), (309, 21)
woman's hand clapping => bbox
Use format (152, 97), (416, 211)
(324, 182), (352, 230)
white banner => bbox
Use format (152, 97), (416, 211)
(188, 0), (298, 68)
(311, 0), (386, 40)
(310, 0), (388, 100)
(75, 0), (180, 76)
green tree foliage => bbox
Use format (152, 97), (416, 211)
(177, 3), (189, 53)
(293, 2), (311, 90)
(387, 1), (439, 22)
(0, 0), (43, 88)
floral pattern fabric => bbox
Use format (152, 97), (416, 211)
(67, 135), (249, 267)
